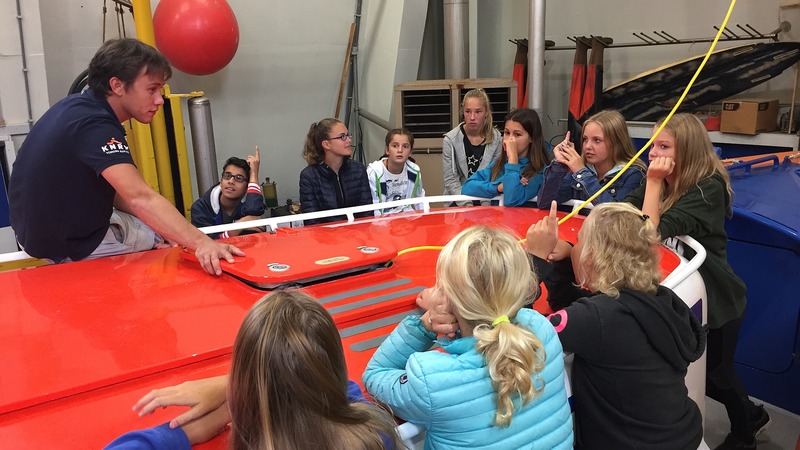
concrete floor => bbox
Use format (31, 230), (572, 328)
(704, 396), (800, 450)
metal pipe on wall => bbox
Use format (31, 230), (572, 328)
(15, 0), (33, 126)
(443, 0), (469, 79)
(132, 0), (176, 204)
(344, 0), (364, 162)
(528, 0), (546, 115)
(187, 97), (219, 195)
(359, 108), (391, 131)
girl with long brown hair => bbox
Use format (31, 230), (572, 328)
(110, 291), (401, 450)
(538, 109), (646, 207)
(625, 113), (769, 449)
(461, 108), (551, 206)
(299, 118), (372, 225)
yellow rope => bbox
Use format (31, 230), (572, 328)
(556, 0), (737, 226)
(396, 245), (444, 256)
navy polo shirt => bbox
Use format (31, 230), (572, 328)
(9, 91), (136, 261)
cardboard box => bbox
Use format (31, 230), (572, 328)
(720, 98), (778, 135)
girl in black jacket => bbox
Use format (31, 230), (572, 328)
(528, 201), (706, 450)
(299, 118), (372, 225)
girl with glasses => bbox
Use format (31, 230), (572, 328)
(299, 118), (372, 225)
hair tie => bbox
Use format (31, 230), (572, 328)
(491, 315), (510, 327)
(640, 214), (649, 222)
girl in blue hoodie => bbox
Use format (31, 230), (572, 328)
(461, 108), (551, 206)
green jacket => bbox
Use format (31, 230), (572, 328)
(625, 174), (746, 329)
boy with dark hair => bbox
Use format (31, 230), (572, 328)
(9, 38), (243, 276)
(191, 149), (266, 239)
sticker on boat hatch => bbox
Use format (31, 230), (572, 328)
(315, 256), (350, 265)
(267, 263), (290, 272)
(358, 246), (379, 254)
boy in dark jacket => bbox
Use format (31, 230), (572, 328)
(191, 149), (265, 239)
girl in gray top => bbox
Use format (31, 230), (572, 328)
(442, 89), (502, 199)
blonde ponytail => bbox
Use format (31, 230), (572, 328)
(475, 321), (545, 426)
(437, 226), (548, 427)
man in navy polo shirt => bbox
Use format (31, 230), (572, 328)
(9, 38), (242, 276)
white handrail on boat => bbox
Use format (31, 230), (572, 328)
(0, 197), (706, 288)
(0, 195), (498, 263)
(660, 235), (707, 290)
(396, 421), (425, 447)
(198, 194), (503, 236)
(561, 199), (594, 212)
(0, 250), (34, 264)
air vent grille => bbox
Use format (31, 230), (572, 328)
(394, 78), (517, 150)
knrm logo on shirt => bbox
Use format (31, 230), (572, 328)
(101, 137), (130, 155)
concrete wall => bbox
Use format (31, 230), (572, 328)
(0, 0), (49, 137)
(359, 0), (428, 165)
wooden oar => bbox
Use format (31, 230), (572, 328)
(335, 23), (357, 119)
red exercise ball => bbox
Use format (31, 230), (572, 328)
(153, 0), (239, 76)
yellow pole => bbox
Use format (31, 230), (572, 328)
(166, 87), (206, 218)
(124, 120), (160, 190)
(131, 0), (176, 205)
(131, 0), (156, 45)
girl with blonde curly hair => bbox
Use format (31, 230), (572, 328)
(528, 201), (706, 450)
(364, 226), (573, 449)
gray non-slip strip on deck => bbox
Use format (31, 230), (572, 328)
(349, 334), (392, 352)
(327, 286), (425, 315)
(339, 308), (424, 338)
(350, 335), (441, 353)
(346, 308), (441, 353)
(318, 278), (412, 305)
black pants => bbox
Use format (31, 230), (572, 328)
(706, 317), (758, 440)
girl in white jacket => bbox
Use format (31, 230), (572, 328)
(367, 128), (426, 216)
